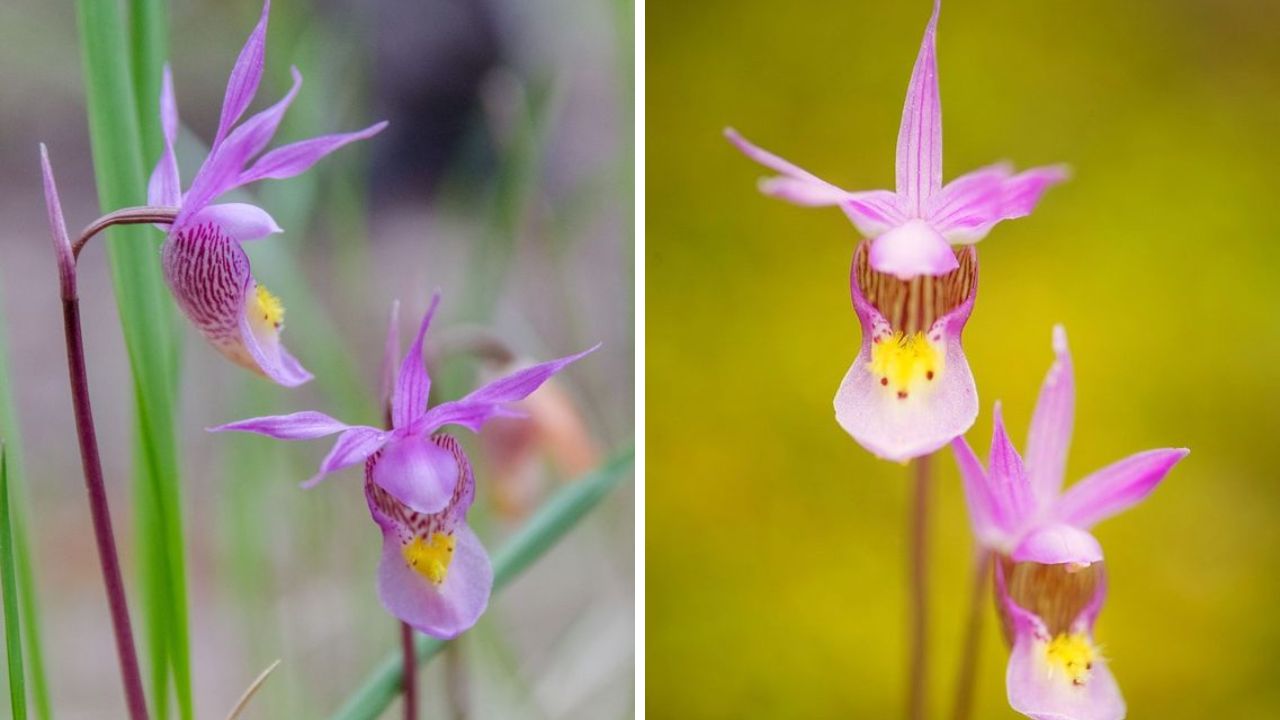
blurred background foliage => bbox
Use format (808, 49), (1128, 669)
(0, 0), (633, 717)
(648, 0), (1280, 717)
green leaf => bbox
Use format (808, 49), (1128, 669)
(74, 0), (191, 718)
(1, 448), (27, 720)
(328, 446), (634, 720)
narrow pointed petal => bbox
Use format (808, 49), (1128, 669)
(835, 243), (977, 461)
(1006, 631), (1125, 720)
(209, 411), (350, 439)
(370, 435), (458, 515)
(375, 523), (492, 639)
(895, 0), (943, 213)
(381, 301), (402, 411)
(238, 121), (389, 185)
(302, 426), (390, 488)
(392, 293), (441, 429)
(39, 145), (75, 295)
(951, 436), (1005, 546)
(422, 345), (599, 433)
(868, 218), (957, 278)
(213, 0), (271, 148)
(147, 65), (182, 208)
(189, 203), (282, 242)
(990, 403), (1036, 528)
(1012, 522), (1103, 566)
(1025, 325), (1074, 504)
(1055, 448), (1189, 528)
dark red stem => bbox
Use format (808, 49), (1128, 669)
(950, 550), (992, 720)
(401, 621), (418, 719)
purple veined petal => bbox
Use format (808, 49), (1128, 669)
(392, 293), (442, 429)
(375, 522), (492, 640)
(370, 434), (459, 515)
(237, 121), (389, 185)
(1054, 448), (1189, 529)
(147, 65), (182, 209)
(213, 0), (271, 149)
(421, 344), (600, 434)
(381, 301), (402, 411)
(209, 410), (351, 439)
(1006, 628), (1125, 720)
(188, 203), (282, 242)
(840, 191), (907, 238)
(868, 218), (957, 279)
(895, 0), (943, 215)
(951, 435), (1006, 547)
(989, 403), (1037, 529)
(303, 426), (390, 488)
(836, 243), (977, 462)
(162, 222), (257, 368)
(1011, 522), (1103, 566)
(1024, 325), (1074, 505)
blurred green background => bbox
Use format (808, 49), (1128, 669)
(648, 0), (1280, 717)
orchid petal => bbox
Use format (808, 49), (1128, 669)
(989, 403), (1036, 528)
(1011, 522), (1104, 566)
(951, 436), (1005, 546)
(189, 203), (282, 242)
(213, 0), (270, 149)
(1006, 631), (1125, 720)
(238, 298), (313, 387)
(238, 121), (389, 185)
(868, 218), (957, 279)
(147, 65), (182, 208)
(1025, 325), (1074, 504)
(375, 523), (492, 640)
(392, 293), (441, 429)
(422, 344), (599, 433)
(1055, 448), (1189, 529)
(381, 301), (402, 411)
(370, 434), (458, 515)
(209, 410), (350, 439)
(895, 0), (942, 213)
(929, 163), (1069, 243)
(302, 426), (390, 488)
(839, 192), (906, 237)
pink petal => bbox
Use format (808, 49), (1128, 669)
(238, 121), (389, 185)
(238, 300), (314, 387)
(188, 203), (282, 242)
(989, 403), (1036, 529)
(370, 434), (458, 515)
(147, 65), (182, 208)
(951, 436), (1006, 547)
(1024, 325), (1074, 505)
(1011, 522), (1103, 566)
(303, 426), (390, 488)
(1054, 448), (1189, 529)
(895, 0), (943, 214)
(929, 163), (1069, 243)
(374, 523), (492, 640)
(1006, 630), (1125, 720)
(162, 223), (256, 369)
(868, 218), (958, 279)
(840, 192), (907, 237)
(209, 410), (351, 439)
(392, 293), (441, 429)
(213, 0), (271, 149)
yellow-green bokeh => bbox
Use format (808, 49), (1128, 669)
(648, 0), (1280, 717)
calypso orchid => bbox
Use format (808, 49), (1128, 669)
(149, 0), (387, 386)
(211, 294), (597, 637)
(726, 0), (1066, 281)
(952, 326), (1188, 719)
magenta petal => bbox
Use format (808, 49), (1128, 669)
(147, 65), (182, 208)
(189, 203), (282, 242)
(868, 219), (957, 279)
(1025, 325), (1074, 504)
(929, 163), (1069, 242)
(1055, 448), (1189, 529)
(376, 523), (492, 640)
(162, 223), (262, 372)
(213, 0), (270, 148)
(895, 0), (943, 214)
(391, 293), (441, 429)
(1012, 523), (1103, 566)
(1007, 631), (1125, 720)
(839, 192), (906, 237)
(998, 165), (1071, 220)
(303, 426), (390, 488)
(209, 410), (349, 439)
(370, 435), (458, 515)
(989, 404), (1036, 528)
(951, 436), (1005, 546)
(238, 301), (313, 387)
(238, 121), (389, 185)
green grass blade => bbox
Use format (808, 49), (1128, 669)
(74, 0), (191, 718)
(1, 448), (27, 720)
(328, 445), (634, 720)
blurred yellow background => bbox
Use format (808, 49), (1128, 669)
(647, 0), (1280, 717)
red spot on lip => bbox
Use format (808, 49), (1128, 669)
(880, 377), (888, 386)
(897, 391), (908, 399)
(926, 371), (934, 380)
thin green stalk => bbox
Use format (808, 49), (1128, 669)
(329, 446), (635, 720)
(1, 448), (27, 720)
(73, 0), (191, 717)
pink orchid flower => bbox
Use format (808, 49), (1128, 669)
(953, 326), (1188, 719)
(727, 0), (1067, 280)
(150, 0), (386, 386)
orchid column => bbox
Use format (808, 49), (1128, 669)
(728, 1), (1065, 717)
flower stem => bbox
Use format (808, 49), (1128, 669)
(400, 622), (417, 719)
(950, 550), (991, 720)
(61, 295), (150, 720)
(906, 454), (932, 720)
